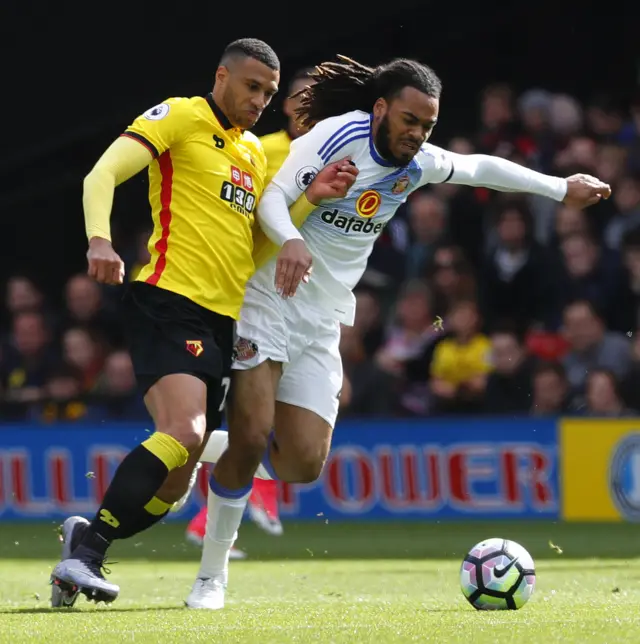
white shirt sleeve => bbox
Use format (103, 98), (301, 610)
(418, 144), (568, 201)
(256, 184), (303, 245)
(257, 111), (369, 246)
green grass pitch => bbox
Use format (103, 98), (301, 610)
(1, 520), (640, 643)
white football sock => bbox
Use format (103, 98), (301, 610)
(200, 430), (273, 480)
(197, 486), (251, 582)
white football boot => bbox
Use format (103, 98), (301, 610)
(185, 576), (227, 610)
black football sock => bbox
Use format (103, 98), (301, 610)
(71, 432), (188, 559)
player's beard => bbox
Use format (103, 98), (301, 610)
(374, 114), (411, 167)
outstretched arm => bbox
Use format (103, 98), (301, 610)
(444, 152), (611, 208)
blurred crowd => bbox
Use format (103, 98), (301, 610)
(2, 83), (640, 424)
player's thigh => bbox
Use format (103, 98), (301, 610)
(228, 360), (281, 451)
(274, 401), (333, 482)
(144, 374), (208, 450)
(123, 282), (232, 450)
(228, 281), (288, 447)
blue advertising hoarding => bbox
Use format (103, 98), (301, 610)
(0, 418), (559, 521)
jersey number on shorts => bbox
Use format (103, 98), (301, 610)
(218, 376), (231, 412)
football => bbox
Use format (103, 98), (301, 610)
(460, 538), (536, 610)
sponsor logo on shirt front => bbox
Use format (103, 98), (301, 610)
(355, 190), (381, 218)
(221, 166), (256, 216)
(320, 209), (385, 235)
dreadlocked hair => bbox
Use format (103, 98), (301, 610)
(294, 55), (442, 129)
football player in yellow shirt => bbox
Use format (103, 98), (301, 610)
(50, 39), (357, 607)
(260, 67), (316, 185)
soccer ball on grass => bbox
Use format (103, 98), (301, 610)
(460, 538), (536, 610)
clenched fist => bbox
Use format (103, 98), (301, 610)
(563, 174), (612, 209)
(87, 237), (125, 285)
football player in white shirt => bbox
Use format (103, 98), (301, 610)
(185, 56), (610, 609)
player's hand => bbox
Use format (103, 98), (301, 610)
(275, 239), (312, 299)
(87, 237), (125, 285)
(306, 157), (359, 205)
(563, 174), (612, 209)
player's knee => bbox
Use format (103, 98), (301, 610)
(289, 453), (326, 484)
(230, 427), (270, 464)
(159, 417), (206, 453)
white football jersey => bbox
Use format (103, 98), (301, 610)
(251, 110), (455, 325)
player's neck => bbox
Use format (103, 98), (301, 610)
(209, 90), (235, 130)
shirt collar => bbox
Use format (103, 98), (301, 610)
(206, 93), (242, 132)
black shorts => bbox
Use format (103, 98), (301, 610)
(122, 281), (234, 431)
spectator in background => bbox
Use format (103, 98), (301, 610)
(430, 298), (491, 414)
(582, 369), (635, 417)
(339, 323), (394, 417)
(426, 244), (476, 318)
(624, 95), (640, 172)
(477, 84), (520, 158)
(31, 364), (89, 424)
(622, 331), (640, 411)
(375, 280), (443, 415)
(518, 89), (556, 173)
(549, 94), (583, 138)
(561, 300), (631, 394)
(91, 351), (149, 421)
(0, 311), (57, 408)
(480, 199), (551, 331)
(585, 95), (625, 143)
(375, 280), (437, 378)
(604, 174), (640, 250)
(431, 137), (486, 268)
(484, 327), (534, 415)
(405, 191), (447, 279)
(2, 275), (52, 339)
(621, 227), (640, 329)
(554, 135), (598, 174)
(61, 274), (123, 348)
(4, 275), (44, 318)
(596, 144), (628, 186)
(530, 362), (571, 416)
(552, 206), (590, 245)
(556, 231), (629, 331)
(62, 327), (105, 393)
(353, 288), (385, 359)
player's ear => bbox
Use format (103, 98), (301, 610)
(215, 65), (229, 85)
(373, 98), (388, 119)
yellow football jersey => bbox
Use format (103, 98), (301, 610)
(124, 94), (267, 319)
(251, 129), (317, 271)
(430, 335), (493, 385)
(259, 129), (292, 186)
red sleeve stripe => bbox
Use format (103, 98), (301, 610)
(120, 131), (159, 158)
(145, 150), (173, 286)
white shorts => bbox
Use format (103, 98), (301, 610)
(233, 281), (343, 427)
